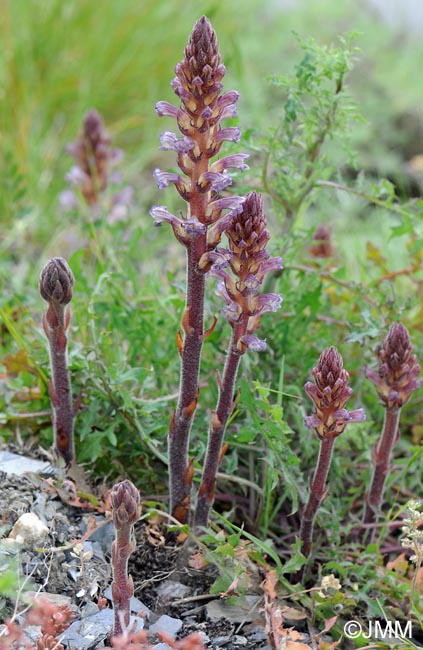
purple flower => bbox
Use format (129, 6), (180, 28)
(198, 171), (233, 192)
(210, 154), (250, 174)
(159, 131), (195, 153)
(153, 169), (184, 190)
(239, 335), (267, 352)
(65, 165), (88, 187)
(155, 101), (179, 118)
(150, 205), (181, 228)
(260, 257), (283, 276)
(254, 293), (283, 314)
(215, 127), (241, 143)
(207, 195), (245, 223)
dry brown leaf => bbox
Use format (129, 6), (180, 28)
(3, 349), (34, 377)
(188, 552), (208, 570)
(387, 552), (409, 576)
(146, 523), (166, 546)
(280, 605), (308, 622)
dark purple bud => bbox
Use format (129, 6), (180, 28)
(304, 347), (365, 439)
(366, 322), (420, 409)
(110, 479), (140, 529)
(40, 258), (74, 305)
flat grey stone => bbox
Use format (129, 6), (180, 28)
(0, 451), (52, 476)
(149, 614), (182, 637)
(103, 585), (151, 617)
(206, 595), (261, 623)
(62, 609), (144, 649)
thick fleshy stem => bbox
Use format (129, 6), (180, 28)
(152, 16), (247, 523)
(364, 323), (420, 530)
(194, 192), (282, 526)
(110, 479), (141, 637)
(300, 347), (365, 558)
(40, 258), (75, 468)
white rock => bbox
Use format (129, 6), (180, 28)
(9, 513), (49, 547)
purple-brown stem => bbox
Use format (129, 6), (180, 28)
(300, 435), (335, 558)
(151, 16), (247, 522)
(194, 192), (282, 526)
(40, 258), (75, 468)
(110, 480), (140, 637)
(194, 330), (242, 527)
(363, 408), (400, 528)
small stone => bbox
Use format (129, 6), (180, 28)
(232, 635), (248, 646)
(8, 512), (49, 547)
(206, 595), (261, 623)
(103, 585), (151, 618)
(149, 614), (183, 637)
(156, 580), (192, 601)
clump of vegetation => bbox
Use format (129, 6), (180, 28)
(1, 7), (422, 648)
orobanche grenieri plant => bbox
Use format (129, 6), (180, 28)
(301, 347), (365, 558)
(151, 16), (280, 524)
(364, 323), (420, 529)
(195, 191), (282, 526)
(40, 257), (76, 469)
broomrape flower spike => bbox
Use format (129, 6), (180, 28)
(151, 16), (248, 523)
(110, 479), (141, 637)
(66, 109), (121, 206)
(40, 257), (76, 468)
(300, 347), (365, 558)
(194, 192), (282, 526)
(364, 323), (420, 529)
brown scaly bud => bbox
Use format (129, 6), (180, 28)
(304, 347), (365, 439)
(40, 257), (74, 306)
(366, 323), (420, 410)
(66, 109), (120, 206)
(309, 224), (334, 258)
(209, 192), (282, 354)
(111, 479), (141, 529)
(110, 479), (140, 636)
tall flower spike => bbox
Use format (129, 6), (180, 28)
(66, 109), (121, 206)
(152, 17), (248, 523)
(300, 348), (365, 559)
(194, 192), (282, 526)
(40, 258), (76, 468)
(364, 323), (420, 530)
(110, 480), (141, 637)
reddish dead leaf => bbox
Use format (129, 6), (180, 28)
(317, 616), (338, 637)
(188, 552), (208, 570)
(261, 568), (278, 600)
(280, 606), (307, 623)
(387, 552), (409, 576)
(416, 566), (423, 591)
(220, 575), (239, 598)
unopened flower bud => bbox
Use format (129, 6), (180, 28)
(366, 322), (420, 409)
(40, 257), (74, 305)
(111, 479), (141, 529)
(304, 347), (365, 438)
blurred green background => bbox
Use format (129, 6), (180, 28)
(1, 0), (422, 266)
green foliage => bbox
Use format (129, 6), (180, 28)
(256, 33), (362, 231)
(1, 2), (423, 643)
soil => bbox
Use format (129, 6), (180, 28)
(0, 460), (274, 649)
